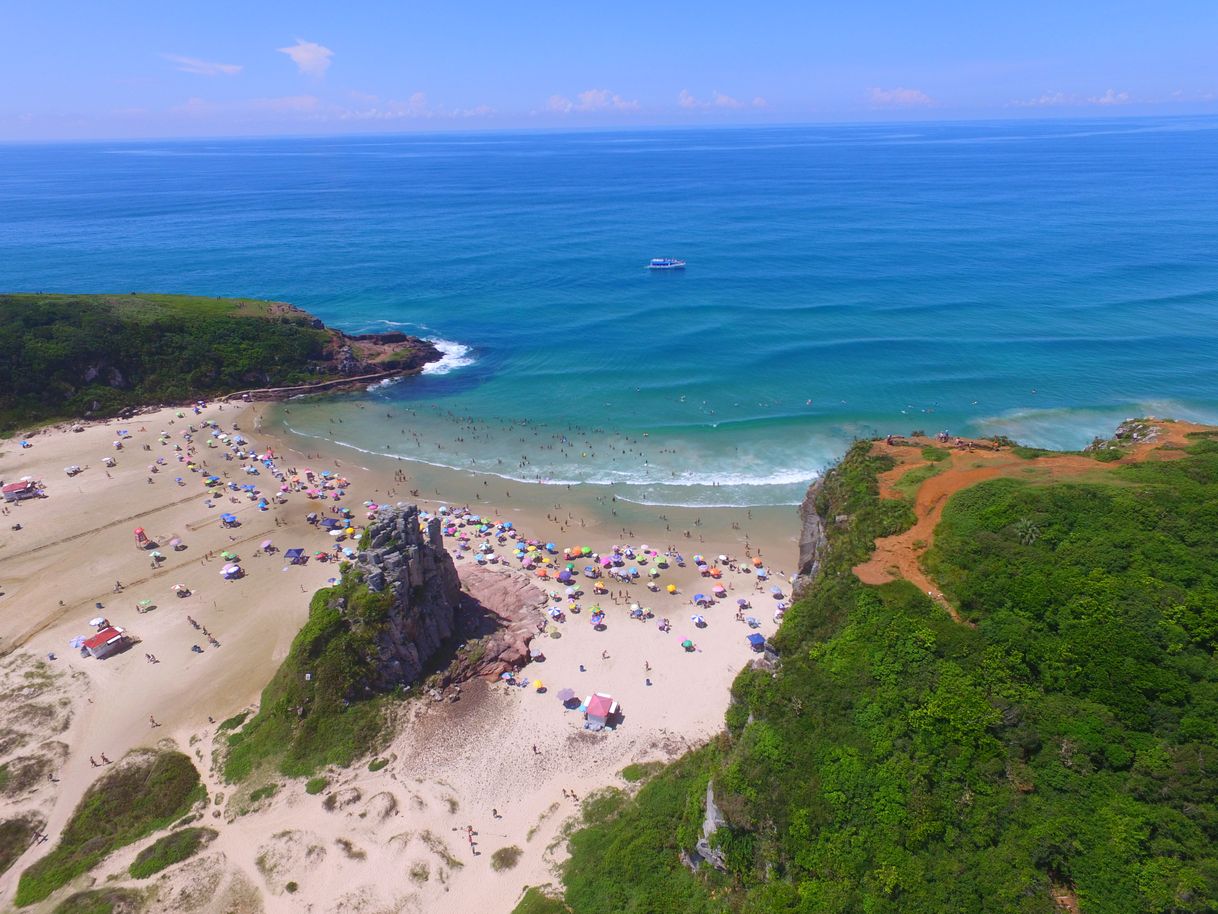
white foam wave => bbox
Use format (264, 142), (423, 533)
(367, 377), (404, 391)
(422, 339), (475, 375)
(280, 423), (821, 505)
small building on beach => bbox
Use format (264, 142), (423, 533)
(2, 480), (40, 503)
(83, 626), (127, 659)
(583, 692), (618, 731)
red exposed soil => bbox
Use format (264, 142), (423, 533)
(852, 420), (1212, 624)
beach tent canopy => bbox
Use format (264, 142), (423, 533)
(284, 548), (305, 561)
(585, 693), (615, 719)
(320, 517), (341, 529)
(747, 633), (766, 648)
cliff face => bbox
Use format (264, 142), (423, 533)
(794, 475), (828, 593)
(355, 506), (462, 689)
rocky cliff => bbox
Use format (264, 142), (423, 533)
(355, 505), (462, 689)
(793, 475), (828, 594)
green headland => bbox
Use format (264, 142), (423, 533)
(0, 292), (438, 434)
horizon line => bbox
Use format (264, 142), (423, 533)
(2, 110), (1217, 146)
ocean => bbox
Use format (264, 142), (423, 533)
(4, 118), (1218, 506)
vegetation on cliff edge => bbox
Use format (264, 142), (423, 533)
(529, 437), (1218, 914)
(0, 292), (433, 432)
(223, 569), (396, 781)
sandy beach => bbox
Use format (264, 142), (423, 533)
(0, 399), (798, 913)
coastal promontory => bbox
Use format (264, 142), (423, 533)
(0, 292), (440, 433)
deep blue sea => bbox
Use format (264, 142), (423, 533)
(3, 118), (1218, 506)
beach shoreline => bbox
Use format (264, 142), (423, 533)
(0, 395), (798, 913)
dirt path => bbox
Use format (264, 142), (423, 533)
(853, 420), (1212, 624)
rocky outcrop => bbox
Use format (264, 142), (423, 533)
(793, 476), (828, 594)
(444, 567), (547, 683)
(688, 780), (729, 871)
(355, 506), (462, 689)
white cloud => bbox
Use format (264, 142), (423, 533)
(161, 53), (242, 77)
(548, 89), (639, 113)
(678, 89), (757, 110)
(278, 39), (333, 77)
(1089, 88), (1130, 106)
(333, 92), (496, 122)
(1009, 90), (1075, 108)
(1008, 89), (1132, 108)
(868, 86), (935, 108)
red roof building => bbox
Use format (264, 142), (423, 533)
(583, 693), (619, 730)
(84, 626), (126, 659)
(2, 480), (39, 502)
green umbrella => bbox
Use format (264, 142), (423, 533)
(681, 639), (694, 649)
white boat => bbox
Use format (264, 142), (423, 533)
(647, 257), (686, 270)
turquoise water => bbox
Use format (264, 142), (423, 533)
(4, 118), (1218, 505)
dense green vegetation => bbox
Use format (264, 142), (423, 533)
(0, 293), (332, 432)
(1, 815), (41, 876)
(50, 887), (144, 914)
(891, 460), (947, 502)
(529, 436), (1218, 914)
(128, 827), (216, 878)
(216, 710), (251, 732)
(16, 750), (202, 906)
(513, 887), (571, 914)
(223, 571), (394, 781)
(620, 761), (664, 783)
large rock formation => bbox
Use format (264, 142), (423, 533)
(793, 476), (828, 594)
(355, 506), (462, 689)
(445, 566), (547, 683)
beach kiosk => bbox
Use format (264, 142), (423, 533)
(3, 480), (40, 503)
(582, 693), (618, 731)
(83, 626), (126, 659)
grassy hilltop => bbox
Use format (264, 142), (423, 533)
(0, 292), (437, 433)
(528, 425), (1218, 914)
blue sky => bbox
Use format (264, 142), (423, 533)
(2, 1), (1217, 139)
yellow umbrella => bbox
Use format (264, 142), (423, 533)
(534, 680), (545, 691)
(666, 584), (677, 594)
